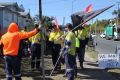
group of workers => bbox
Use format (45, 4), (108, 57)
(0, 22), (89, 80)
(49, 23), (89, 80)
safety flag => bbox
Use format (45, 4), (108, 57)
(85, 4), (93, 13)
(71, 5), (114, 30)
(54, 17), (60, 31)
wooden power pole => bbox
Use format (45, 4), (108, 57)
(39, 0), (45, 80)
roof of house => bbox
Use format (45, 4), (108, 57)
(18, 12), (30, 18)
(0, 2), (31, 19)
(0, 2), (17, 6)
(18, 12), (29, 16)
(0, 2), (24, 12)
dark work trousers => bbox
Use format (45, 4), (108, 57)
(54, 44), (61, 69)
(85, 38), (89, 46)
(78, 39), (86, 68)
(65, 53), (76, 80)
(31, 43), (41, 69)
(4, 56), (21, 80)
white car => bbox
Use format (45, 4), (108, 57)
(91, 34), (96, 38)
(100, 33), (106, 38)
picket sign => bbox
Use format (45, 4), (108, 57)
(98, 45), (120, 68)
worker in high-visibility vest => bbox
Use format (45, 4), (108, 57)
(74, 30), (80, 76)
(75, 31), (80, 54)
(54, 28), (64, 70)
(64, 23), (76, 80)
(0, 22), (39, 80)
(49, 24), (62, 71)
(84, 25), (90, 47)
(30, 29), (42, 71)
(77, 26), (88, 70)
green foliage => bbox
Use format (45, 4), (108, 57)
(112, 9), (120, 18)
(112, 9), (120, 24)
(33, 15), (54, 29)
(91, 19), (109, 33)
(42, 16), (54, 29)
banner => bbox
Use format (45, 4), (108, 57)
(98, 54), (120, 68)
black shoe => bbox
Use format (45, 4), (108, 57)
(80, 66), (85, 70)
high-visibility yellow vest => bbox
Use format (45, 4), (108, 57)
(78, 27), (89, 40)
(31, 32), (41, 43)
(65, 31), (76, 56)
(75, 31), (80, 47)
(75, 37), (80, 47)
(49, 31), (56, 42)
(54, 31), (63, 46)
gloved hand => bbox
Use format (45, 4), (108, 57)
(35, 24), (39, 28)
(35, 24), (42, 32)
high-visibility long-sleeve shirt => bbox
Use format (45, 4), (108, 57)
(0, 22), (38, 56)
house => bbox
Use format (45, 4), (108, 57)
(0, 2), (31, 34)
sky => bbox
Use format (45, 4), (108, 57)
(0, 0), (120, 25)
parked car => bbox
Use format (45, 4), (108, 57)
(91, 33), (96, 38)
(100, 33), (106, 38)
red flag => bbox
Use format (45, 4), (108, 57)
(54, 17), (60, 31)
(85, 4), (93, 13)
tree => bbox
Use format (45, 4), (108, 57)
(33, 15), (54, 29)
(112, 9), (120, 24)
(91, 19), (109, 33)
(112, 9), (120, 17)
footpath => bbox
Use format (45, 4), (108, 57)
(77, 53), (117, 80)
(0, 51), (118, 80)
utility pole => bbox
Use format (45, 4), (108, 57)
(117, 2), (120, 25)
(39, 0), (45, 80)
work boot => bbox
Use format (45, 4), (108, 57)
(74, 66), (77, 77)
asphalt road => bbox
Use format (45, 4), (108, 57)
(95, 37), (120, 54)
